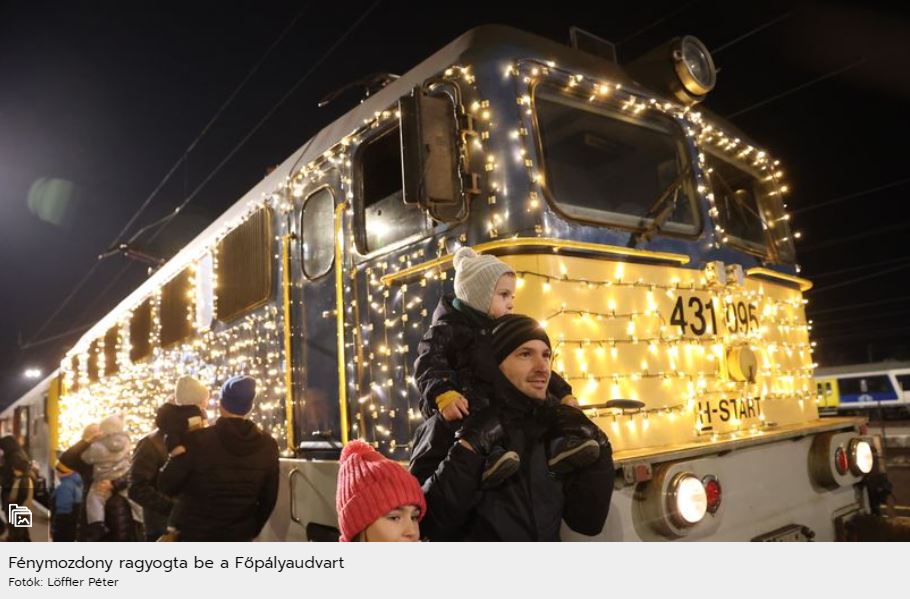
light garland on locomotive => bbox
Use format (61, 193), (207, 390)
(58, 54), (812, 455)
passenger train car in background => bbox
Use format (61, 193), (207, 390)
(1, 371), (59, 507)
(815, 362), (910, 418)
(27, 26), (877, 540)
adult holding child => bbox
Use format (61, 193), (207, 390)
(410, 314), (614, 541)
(414, 247), (598, 487)
(158, 375), (279, 541)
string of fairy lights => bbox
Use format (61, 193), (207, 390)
(59, 52), (812, 454)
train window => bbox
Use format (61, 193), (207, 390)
(87, 339), (100, 383)
(129, 298), (153, 363)
(838, 376), (893, 395)
(301, 188), (335, 278)
(896, 374), (910, 391)
(357, 125), (430, 253)
(215, 207), (274, 322)
(104, 325), (120, 376)
(534, 86), (698, 235)
(195, 253), (214, 330)
(70, 355), (80, 392)
(704, 150), (795, 262)
(160, 268), (194, 347)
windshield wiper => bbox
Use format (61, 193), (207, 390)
(628, 163), (693, 248)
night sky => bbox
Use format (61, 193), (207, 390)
(2, 1), (908, 407)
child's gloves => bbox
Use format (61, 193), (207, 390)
(437, 391), (470, 422)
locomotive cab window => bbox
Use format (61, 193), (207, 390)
(301, 188), (335, 278)
(215, 207), (274, 322)
(705, 150), (795, 262)
(356, 124), (430, 253)
(534, 85), (698, 235)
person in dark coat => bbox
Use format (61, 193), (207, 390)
(128, 407), (175, 541)
(410, 314), (614, 541)
(129, 375), (209, 541)
(158, 375), (279, 541)
(1, 435), (34, 541)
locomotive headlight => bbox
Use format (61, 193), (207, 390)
(668, 472), (708, 527)
(810, 431), (870, 488)
(673, 36), (716, 98)
(849, 439), (874, 475)
(625, 35), (717, 104)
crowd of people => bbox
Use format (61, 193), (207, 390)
(0, 246), (613, 542)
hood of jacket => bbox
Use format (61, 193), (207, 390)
(214, 417), (268, 456)
(100, 432), (130, 454)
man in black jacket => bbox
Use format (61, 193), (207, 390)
(129, 375), (210, 541)
(410, 314), (614, 541)
(158, 375), (279, 541)
(128, 406), (175, 541)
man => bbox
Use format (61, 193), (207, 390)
(158, 375), (279, 541)
(129, 375), (209, 541)
(410, 314), (614, 541)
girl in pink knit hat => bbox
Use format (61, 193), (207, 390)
(335, 440), (426, 542)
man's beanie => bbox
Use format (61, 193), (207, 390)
(490, 314), (551, 364)
(452, 247), (514, 313)
(174, 375), (209, 407)
(220, 375), (257, 415)
(335, 440), (426, 542)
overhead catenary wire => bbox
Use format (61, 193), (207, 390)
(810, 308), (910, 328)
(727, 58), (866, 119)
(799, 220), (910, 253)
(137, 0), (384, 247)
(808, 296), (910, 316)
(711, 12), (791, 54)
(793, 176), (910, 215)
(812, 325), (910, 343)
(805, 256), (910, 279)
(618, 2), (697, 45)
(67, 2), (383, 335)
(22, 5), (311, 349)
(809, 260), (910, 294)
(25, 0), (384, 352)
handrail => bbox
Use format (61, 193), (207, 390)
(334, 203), (350, 445)
(281, 234), (295, 453)
(379, 237), (690, 286)
(745, 267), (813, 292)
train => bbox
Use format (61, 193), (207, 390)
(815, 361), (910, 417)
(8, 25), (878, 541)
